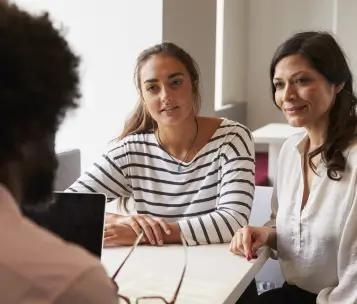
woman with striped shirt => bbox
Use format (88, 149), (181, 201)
(68, 42), (255, 247)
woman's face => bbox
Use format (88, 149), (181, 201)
(139, 54), (195, 127)
(273, 54), (342, 129)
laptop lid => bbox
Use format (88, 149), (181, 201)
(22, 192), (106, 258)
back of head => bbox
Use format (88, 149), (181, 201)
(0, 3), (80, 204)
(270, 31), (357, 180)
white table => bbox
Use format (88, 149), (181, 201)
(252, 123), (304, 183)
(101, 244), (269, 304)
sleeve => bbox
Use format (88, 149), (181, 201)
(264, 177), (278, 228)
(178, 127), (255, 245)
(66, 142), (132, 202)
(54, 265), (118, 304)
(317, 191), (357, 304)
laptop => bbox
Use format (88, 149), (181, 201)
(21, 192), (106, 258)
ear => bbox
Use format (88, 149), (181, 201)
(336, 82), (345, 94)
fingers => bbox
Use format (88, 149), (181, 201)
(230, 226), (266, 260)
(229, 234), (236, 253)
(104, 235), (118, 246)
(136, 216), (162, 245)
(229, 231), (245, 256)
(241, 227), (253, 258)
(105, 214), (168, 246)
(146, 217), (164, 245)
(127, 218), (143, 236)
(155, 218), (171, 235)
(104, 226), (115, 238)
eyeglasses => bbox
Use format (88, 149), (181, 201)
(111, 231), (187, 304)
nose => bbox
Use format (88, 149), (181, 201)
(282, 83), (297, 102)
(160, 86), (173, 103)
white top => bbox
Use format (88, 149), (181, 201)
(252, 123), (304, 144)
(68, 119), (255, 246)
(0, 184), (118, 304)
(266, 133), (357, 303)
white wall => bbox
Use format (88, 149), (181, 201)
(162, 0), (217, 117)
(12, 1), (357, 165)
(335, 0), (357, 90)
(221, 0), (248, 105)
(246, 0), (336, 131)
(13, 0), (163, 170)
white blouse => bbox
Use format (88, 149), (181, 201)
(265, 133), (357, 304)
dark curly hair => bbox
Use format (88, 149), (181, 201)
(270, 31), (357, 181)
(0, 3), (80, 166)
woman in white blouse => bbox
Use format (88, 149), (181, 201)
(230, 31), (357, 304)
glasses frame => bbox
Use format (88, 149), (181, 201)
(111, 231), (187, 304)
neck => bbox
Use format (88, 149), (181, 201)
(305, 124), (326, 152)
(157, 115), (198, 154)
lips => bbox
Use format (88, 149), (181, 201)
(284, 105), (307, 114)
(160, 106), (179, 112)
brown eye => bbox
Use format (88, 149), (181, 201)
(295, 78), (309, 84)
(274, 82), (284, 89)
(172, 79), (183, 86)
(147, 85), (159, 92)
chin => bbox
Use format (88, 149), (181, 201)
(285, 117), (308, 128)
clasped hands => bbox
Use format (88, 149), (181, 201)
(104, 213), (177, 246)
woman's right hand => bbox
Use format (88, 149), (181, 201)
(229, 225), (273, 260)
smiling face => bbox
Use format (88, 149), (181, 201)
(273, 54), (341, 129)
(139, 54), (195, 127)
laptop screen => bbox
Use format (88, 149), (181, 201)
(22, 192), (106, 258)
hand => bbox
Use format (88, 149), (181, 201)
(104, 223), (139, 246)
(229, 225), (273, 260)
(105, 213), (171, 246)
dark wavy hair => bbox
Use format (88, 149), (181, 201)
(0, 3), (80, 166)
(270, 31), (357, 180)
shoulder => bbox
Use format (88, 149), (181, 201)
(106, 131), (157, 155)
(345, 141), (357, 171)
(208, 118), (254, 156)
(211, 118), (252, 140)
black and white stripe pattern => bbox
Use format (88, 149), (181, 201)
(67, 119), (255, 245)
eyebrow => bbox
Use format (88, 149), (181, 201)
(143, 72), (185, 84)
(273, 70), (309, 81)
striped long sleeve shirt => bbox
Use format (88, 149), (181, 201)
(67, 119), (255, 245)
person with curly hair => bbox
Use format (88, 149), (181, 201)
(230, 31), (357, 304)
(0, 3), (117, 303)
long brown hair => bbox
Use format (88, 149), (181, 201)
(117, 42), (202, 211)
(270, 31), (357, 180)
(119, 42), (202, 140)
